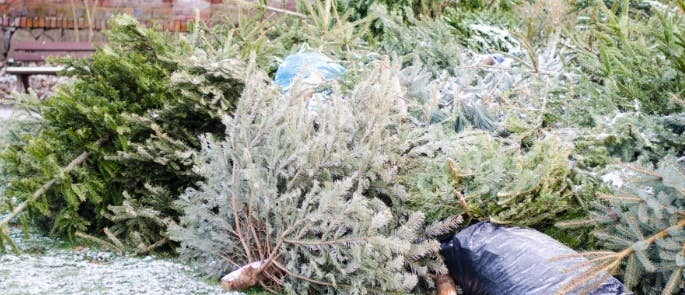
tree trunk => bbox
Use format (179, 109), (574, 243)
(436, 274), (458, 295)
(220, 260), (265, 291)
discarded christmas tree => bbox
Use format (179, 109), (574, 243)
(170, 59), (459, 294)
(0, 15), (244, 252)
(558, 156), (685, 294)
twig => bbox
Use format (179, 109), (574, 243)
(135, 237), (168, 255)
(83, 0), (99, 42)
(76, 231), (123, 253)
(559, 219), (685, 294)
(596, 192), (641, 202)
(251, 219), (308, 285)
(258, 280), (279, 294)
(620, 163), (662, 179)
(103, 227), (124, 249)
(70, 0), (80, 42)
(272, 260), (336, 287)
(84, 0), (92, 42)
(670, 94), (685, 106)
(234, 0), (307, 18)
(271, 260), (408, 294)
(228, 155), (254, 262)
(0, 138), (104, 229)
(247, 211), (265, 259)
(217, 252), (241, 269)
(283, 236), (367, 246)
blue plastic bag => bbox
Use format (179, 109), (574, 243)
(274, 51), (346, 91)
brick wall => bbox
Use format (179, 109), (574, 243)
(0, 0), (297, 61)
(0, 0), (297, 32)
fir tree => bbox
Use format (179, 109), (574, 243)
(558, 156), (685, 294)
(0, 15), (244, 252)
(403, 130), (581, 228)
(374, 5), (464, 73)
(571, 0), (684, 117)
(169, 58), (458, 294)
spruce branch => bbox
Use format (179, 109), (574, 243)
(75, 230), (124, 254)
(561, 219), (685, 294)
(170, 58), (444, 293)
(564, 156), (685, 293)
(0, 138), (104, 250)
(283, 236), (370, 246)
(620, 163), (663, 179)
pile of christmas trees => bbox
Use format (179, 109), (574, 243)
(0, 0), (684, 293)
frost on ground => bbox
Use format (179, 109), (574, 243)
(0, 106), (16, 120)
(0, 227), (236, 295)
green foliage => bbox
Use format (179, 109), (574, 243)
(400, 63), (498, 133)
(185, 14), (288, 75)
(374, 5), (465, 73)
(376, 0), (589, 247)
(571, 1), (685, 116)
(404, 131), (583, 227)
(336, 0), (456, 23)
(298, 0), (376, 50)
(559, 110), (685, 249)
(335, 0), (518, 23)
(0, 119), (33, 150)
(0, 15), (244, 252)
(560, 156), (685, 294)
(572, 112), (685, 170)
(442, 7), (521, 54)
(4, 0), (684, 290)
(0, 115), (40, 213)
(170, 59), (458, 294)
(0, 114), (40, 159)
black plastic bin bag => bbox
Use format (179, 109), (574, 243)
(440, 221), (626, 295)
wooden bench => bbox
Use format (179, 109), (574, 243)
(6, 41), (97, 93)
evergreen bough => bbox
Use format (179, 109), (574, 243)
(403, 130), (582, 227)
(0, 15), (244, 252)
(572, 1), (684, 118)
(559, 156), (685, 294)
(169, 59), (458, 294)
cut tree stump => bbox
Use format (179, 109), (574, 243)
(436, 274), (458, 295)
(220, 260), (265, 291)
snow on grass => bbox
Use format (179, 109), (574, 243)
(0, 106), (15, 120)
(0, 108), (234, 295)
(0, 228), (237, 295)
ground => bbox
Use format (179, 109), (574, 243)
(0, 227), (234, 295)
(0, 106), (236, 295)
